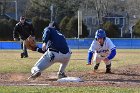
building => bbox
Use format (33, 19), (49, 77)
(0, 0), (17, 20)
(102, 13), (129, 37)
(83, 11), (129, 37)
(82, 10), (99, 38)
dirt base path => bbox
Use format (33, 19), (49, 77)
(0, 64), (140, 88)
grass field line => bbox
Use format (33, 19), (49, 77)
(0, 80), (140, 86)
(0, 83), (50, 86)
(93, 80), (140, 84)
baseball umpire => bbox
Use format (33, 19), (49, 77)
(87, 29), (116, 73)
(13, 16), (36, 58)
(28, 21), (72, 80)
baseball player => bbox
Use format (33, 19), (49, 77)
(87, 29), (116, 73)
(13, 16), (36, 58)
(28, 21), (71, 80)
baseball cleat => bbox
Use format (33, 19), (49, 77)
(106, 64), (111, 73)
(21, 53), (28, 58)
(94, 63), (100, 69)
(21, 53), (24, 58)
(105, 68), (111, 73)
(28, 71), (41, 80)
(24, 55), (28, 58)
(58, 72), (67, 79)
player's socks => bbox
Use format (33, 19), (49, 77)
(106, 64), (111, 73)
(94, 63), (100, 70)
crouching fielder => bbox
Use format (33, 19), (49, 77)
(87, 29), (116, 73)
(28, 22), (71, 80)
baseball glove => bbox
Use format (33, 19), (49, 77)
(24, 35), (37, 51)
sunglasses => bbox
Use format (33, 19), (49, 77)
(21, 18), (25, 20)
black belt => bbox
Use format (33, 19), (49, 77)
(49, 48), (59, 53)
(49, 48), (68, 54)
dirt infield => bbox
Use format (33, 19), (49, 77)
(0, 64), (140, 88)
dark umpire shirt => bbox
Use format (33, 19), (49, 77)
(42, 27), (69, 54)
(13, 21), (35, 40)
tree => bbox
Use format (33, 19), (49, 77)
(66, 17), (89, 38)
(59, 16), (71, 37)
(0, 19), (15, 40)
(8, 18), (17, 30)
(26, 0), (82, 22)
(66, 17), (77, 38)
(133, 19), (140, 37)
(25, 0), (50, 19)
(81, 21), (89, 38)
(102, 21), (120, 38)
(32, 16), (50, 41)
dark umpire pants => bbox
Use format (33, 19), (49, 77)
(21, 40), (28, 58)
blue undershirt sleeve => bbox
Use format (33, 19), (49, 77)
(107, 49), (116, 60)
(87, 51), (93, 64)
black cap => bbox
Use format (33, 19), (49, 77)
(49, 21), (59, 30)
(20, 16), (25, 20)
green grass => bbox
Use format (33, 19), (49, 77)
(0, 49), (140, 93)
(0, 86), (139, 93)
(0, 49), (139, 73)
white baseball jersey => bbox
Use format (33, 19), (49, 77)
(89, 37), (116, 57)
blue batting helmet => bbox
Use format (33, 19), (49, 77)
(95, 29), (106, 39)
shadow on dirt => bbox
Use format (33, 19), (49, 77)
(100, 79), (140, 83)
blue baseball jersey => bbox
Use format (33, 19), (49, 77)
(42, 27), (69, 54)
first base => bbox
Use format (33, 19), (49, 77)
(57, 77), (83, 82)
